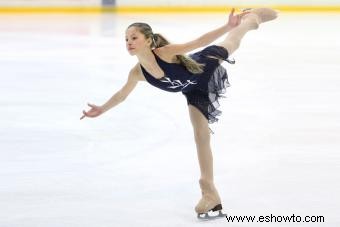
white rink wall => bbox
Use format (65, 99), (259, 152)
(116, 0), (340, 6)
(0, 0), (101, 7)
(0, 0), (340, 7)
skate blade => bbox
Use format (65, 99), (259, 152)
(197, 210), (226, 220)
(241, 8), (253, 12)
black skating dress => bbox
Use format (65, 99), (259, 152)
(140, 45), (234, 126)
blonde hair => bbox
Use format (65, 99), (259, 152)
(128, 22), (204, 74)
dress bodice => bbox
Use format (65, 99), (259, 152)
(140, 51), (199, 93)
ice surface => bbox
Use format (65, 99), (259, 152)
(0, 12), (339, 227)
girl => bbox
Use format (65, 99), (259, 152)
(80, 8), (277, 219)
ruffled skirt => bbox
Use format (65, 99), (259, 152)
(182, 45), (234, 124)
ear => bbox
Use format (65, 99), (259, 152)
(146, 37), (153, 46)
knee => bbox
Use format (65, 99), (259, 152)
(218, 41), (239, 56)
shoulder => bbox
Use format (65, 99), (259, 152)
(129, 63), (146, 81)
(155, 41), (201, 57)
(153, 46), (180, 63)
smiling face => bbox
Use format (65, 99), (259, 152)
(125, 26), (152, 56)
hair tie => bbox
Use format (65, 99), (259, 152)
(152, 34), (157, 47)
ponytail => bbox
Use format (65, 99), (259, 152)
(128, 22), (204, 74)
(153, 33), (204, 74)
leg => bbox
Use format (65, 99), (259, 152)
(188, 105), (213, 182)
(188, 105), (222, 214)
(218, 8), (278, 55)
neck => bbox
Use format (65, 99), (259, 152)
(137, 48), (156, 68)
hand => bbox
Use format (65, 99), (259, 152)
(80, 103), (104, 120)
(227, 8), (249, 29)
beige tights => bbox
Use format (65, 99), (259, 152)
(218, 8), (278, 55)
(188, 105), (221, 213)
(188, 8), (278, 215)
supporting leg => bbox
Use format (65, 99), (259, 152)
(188, 105), (214, 183)
(188, 105), (222, 215)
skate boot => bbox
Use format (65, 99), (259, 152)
(195, 179), (226, 220)
(243, 8), (278, 25)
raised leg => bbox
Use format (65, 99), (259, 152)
(218, 8), (278, 55)
(188, 105), (222, 214)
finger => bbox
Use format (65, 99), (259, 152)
(80, 111), (87, 119)
(240, 11), (250, 17)
(229, 8), (235, 16)
(88, 103), (98, 108)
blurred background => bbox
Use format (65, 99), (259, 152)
(0, 0), (340, 13)
(0, 0), (339, 12)
(1, 1), (339, 227)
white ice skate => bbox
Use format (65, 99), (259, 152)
(242, 8), (278, 24)
(195, 179), (226, 220)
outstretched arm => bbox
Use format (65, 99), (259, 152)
(160, 8), (248, 56)
(80, 64), (141, 120)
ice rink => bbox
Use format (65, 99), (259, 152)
(1, 12), (340, 227)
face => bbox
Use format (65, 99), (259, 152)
(125, 26), (152, 55)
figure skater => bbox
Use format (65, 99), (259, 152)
(80, 8), (277, 219)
